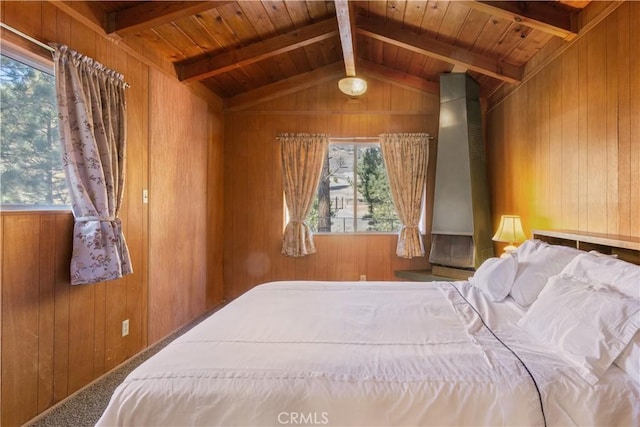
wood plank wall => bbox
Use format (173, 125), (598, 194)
(0, 3), (223, 425)
(224, 79), (440, 298)
(148, 69), (209, 344)
(487, 1), (640, 240)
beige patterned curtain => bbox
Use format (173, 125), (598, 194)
(52, 44), (132, 285)
(380, 133), (430, 258)
(279, 133), (328, 257)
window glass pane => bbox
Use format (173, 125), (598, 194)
(307, 143), (400, 233)
(1, 53), (69, 207)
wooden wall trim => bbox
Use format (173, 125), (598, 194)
(0, 209), (72, 216)
(207, 107), (225, 308)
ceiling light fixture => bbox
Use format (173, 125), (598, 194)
(338, 76), (367, 97)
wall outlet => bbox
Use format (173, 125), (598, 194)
(359, 275), (366, 281)
(122, 319), (129, 337)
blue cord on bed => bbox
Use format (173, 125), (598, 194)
(446, 282), (547, 427)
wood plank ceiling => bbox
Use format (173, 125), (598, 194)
(64, 1), (590, 107)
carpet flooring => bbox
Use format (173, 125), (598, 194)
(26, 307), (220, 427)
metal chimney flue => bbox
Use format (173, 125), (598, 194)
(430, 73), (494, 270)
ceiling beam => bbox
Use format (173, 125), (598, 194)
(48, 1), (177, 76)
(178, 18), (338, 82)
(466, 1), (579, 41)
(359, 60), (439, 95)
(47, 1), (224, 105)
(106, 1), (233, 38)
(357, 17), (523, 84)
(225, 62), (345, 111)
(334, 0), (357, 76)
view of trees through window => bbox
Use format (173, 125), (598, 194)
(307, 143), (400, 233)
(0, 53), (68, 206)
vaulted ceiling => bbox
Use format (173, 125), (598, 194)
(53, 1), (599, 109)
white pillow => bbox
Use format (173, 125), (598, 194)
(560, 252), (640, 381)
(615, 332), (640, 384)
(518, 274), (640, 385)
(469, 254), (518, 301)
(509, 239), (582, 306)
(560, 252), (639, 299)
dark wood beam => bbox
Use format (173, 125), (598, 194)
(334, 0), (357, 77)
(467, 1), (579, 41)
(48, 1), (177, 76)
(225, 62), (345, 111)
(106, 1), (233, 38)
(357, 16), (523, 84)
(178, 18), (339, 82)
(359, 60), (439, 95)
(47, 1), (223, 105)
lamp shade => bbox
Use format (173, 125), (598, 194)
(338, 77), (367, 97)
(492, 215), (526, 244)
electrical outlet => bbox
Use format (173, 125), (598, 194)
(359, 275), (366, 281)
(122, 319), (129, 337)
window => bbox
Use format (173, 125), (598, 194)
(0, 47), (68, 208)
(306, 141), (401, 233)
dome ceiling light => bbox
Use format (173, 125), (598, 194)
(334, 0), (366, 98)
(338, 76), (367, 97)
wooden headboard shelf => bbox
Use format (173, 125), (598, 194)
(532, 229), (640, 265)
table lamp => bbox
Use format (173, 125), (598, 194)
(492, 215), (526, 258)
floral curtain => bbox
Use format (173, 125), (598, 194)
(279, 133), (328, 257)
(51, 44), (132, 285)
(380, 133), (430, 258)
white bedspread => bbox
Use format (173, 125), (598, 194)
(97, 281), (639, 426)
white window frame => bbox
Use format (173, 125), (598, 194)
(0, 41), (70, 211)
(283, 137), (427, 236)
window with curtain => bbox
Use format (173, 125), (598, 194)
(280, 132), (429, 258)
(295, 139), (425, 234)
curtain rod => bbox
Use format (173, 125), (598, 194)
(1, 22), (131, 89)
(0, 22), (55, 53)
(330, 137), (379, 141)
(330, 135), (434, 141)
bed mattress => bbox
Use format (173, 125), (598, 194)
(97, 280), (639, 426)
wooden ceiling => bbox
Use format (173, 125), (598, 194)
(55, 1), (593, 107)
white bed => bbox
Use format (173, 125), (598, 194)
(97, 234), (640, 426)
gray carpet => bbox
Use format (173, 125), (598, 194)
(27, 307), (221, 427)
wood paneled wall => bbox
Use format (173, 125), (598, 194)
(224, 79), (440, 298)
(207, 108), (226, 308)
(487, 1), (640, 240)
(0, 2), (223, 425)
(148, 69), (209, 343)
